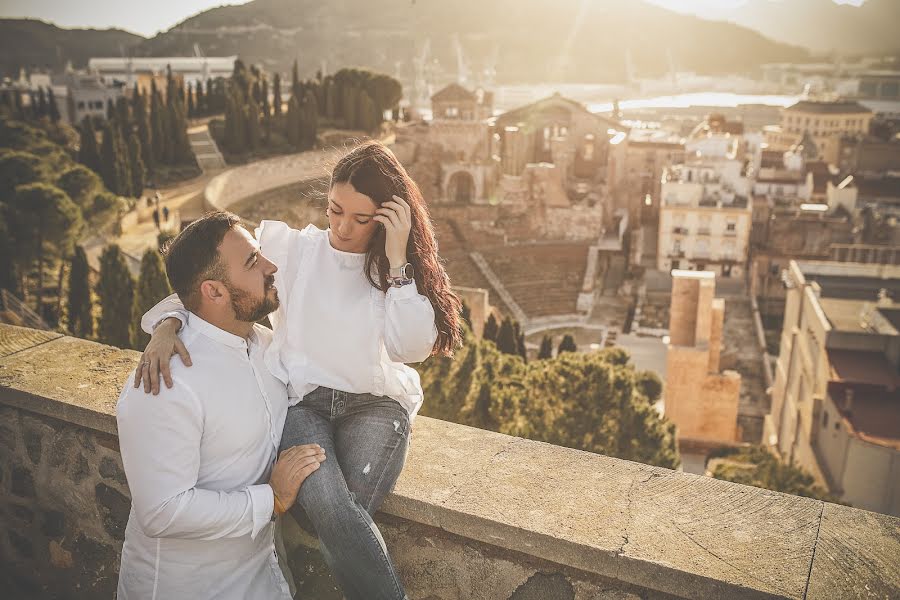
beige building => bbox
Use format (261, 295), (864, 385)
(766, 260), (900, 516)
(657, 159), (752, 278)
(622, 129), (685, 220)
(765, 99), (874, 165)
(665, 271), (742, 446)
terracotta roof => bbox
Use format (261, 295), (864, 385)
(785, 100), (872, 115)
(431, 83), (476, 103)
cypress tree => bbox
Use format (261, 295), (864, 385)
(187, 82), (195, 117)
(558, 334), (577, 355)
(460, 302), (472, 329)
(261, 78), (271, 143)
(286, 96), (301, 147)
(37, 88), (48, 117)
(97, 244), (135, 349)
(47, 88), (60, 123)
(131, 248), (172, 348)
(302, 90), (318, 149)
(150, 82), (165, 165)
(273, 73), (282, 118)
(78, 118), (102, 174)
(246, 96), (261, 151)
(99, 123), (117, 193)
(133, 87), (154, 174)
(496, 317), (518, 355)
(483, 313), (499, 342)
(67, 246), (93, 338)
(291, 59), (299, 96)
(127, 129), (145, 198)
(538, 335), (553, 359)
(196, 80), (205, 115)
(106, 98), (115, 121)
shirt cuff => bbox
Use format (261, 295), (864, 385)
(386, 282), (419, 301)
(247, 483), (275, 539)
(153, 311), (185, 332)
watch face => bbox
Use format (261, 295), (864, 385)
(403, 263), (414, 279)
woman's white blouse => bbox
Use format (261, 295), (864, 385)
(143, 222), (438, 419)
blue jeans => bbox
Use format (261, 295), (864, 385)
(279, 386), (410, 600)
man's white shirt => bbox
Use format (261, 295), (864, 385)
(116, 313), (291, 599)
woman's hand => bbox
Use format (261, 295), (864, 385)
(134, 318), (192, 395)
(374, 194), (412, 268)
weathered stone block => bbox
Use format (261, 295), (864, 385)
(10, 465), (35, 498)
(99, 456), (127, 485)
(510, 573), (575, 600)
(70, 453), (90, 484)
(8, 528), (34, 559)
(41, 510), (65, 538)
(95, 482), (130, 539)
(23, 427), (41, 465)
(10, 503), (34, 524)
(72, 533), (119, 598)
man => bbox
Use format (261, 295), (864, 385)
(116, 211), (324, 599)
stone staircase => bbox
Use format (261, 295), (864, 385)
(188, 125), (226, 172)
(469, 251), (528, 325)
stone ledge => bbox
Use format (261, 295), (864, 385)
(1, 324), (898, 600)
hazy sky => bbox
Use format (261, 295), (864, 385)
(0, 0), (869, 38)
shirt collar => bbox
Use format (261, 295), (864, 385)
(186, 312), (254, 350)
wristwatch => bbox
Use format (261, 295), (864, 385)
(388, 262), (414, 287)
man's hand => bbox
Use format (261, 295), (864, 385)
(269, 444), (326, 511)
(134, 318), (192, 395)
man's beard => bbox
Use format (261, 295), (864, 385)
(224, 276), (279, 323)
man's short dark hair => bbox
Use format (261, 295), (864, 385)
(162, 211), (242, 311)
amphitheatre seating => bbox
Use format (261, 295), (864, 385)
(442, 250), (511, 315)
(479, 244), (592, 318)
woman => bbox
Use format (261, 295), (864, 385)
(136, 140), (462, 600)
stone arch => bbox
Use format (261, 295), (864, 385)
(447, 170), (476, 203)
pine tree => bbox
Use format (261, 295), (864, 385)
(7, 183), (82, 313)
(98, 244), (135, 349)
(131, 248), (172, 348)
(496, 317), (518, 355)
(67, 246), (93, 338)
(558, 334), (577, 355)
(273, 73), (282, 118)
(538, 335), (553, 359)
(483, 313), (499, 342)
(78, 118), (102, 174)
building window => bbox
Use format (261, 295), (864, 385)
(77, 101), (85, 110)
(583, 134), (595, 161)
(822, 411), (829, 428)
(726, 221), (736, 232)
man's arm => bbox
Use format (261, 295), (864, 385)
(117, 374), (274, 540)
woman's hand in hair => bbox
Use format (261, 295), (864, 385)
(134, 317), (192, 395)
(374, 194), (412, 268)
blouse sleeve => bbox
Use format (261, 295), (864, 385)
(383, 283), (438, 363)
(141, 293), (189, 335)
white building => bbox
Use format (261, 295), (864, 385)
(657, 159), (752, 278)
(87, 56), (237, 88)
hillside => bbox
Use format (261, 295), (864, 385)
(2, 1), (810, 84)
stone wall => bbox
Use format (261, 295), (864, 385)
(1, 324), (899, 599)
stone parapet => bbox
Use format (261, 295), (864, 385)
(1, 324), (898, 599)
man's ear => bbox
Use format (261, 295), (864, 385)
(198, 280), (227, 305)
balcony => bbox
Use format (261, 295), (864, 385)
(0, 323), (897, 600)
(672, 226), (689, 235)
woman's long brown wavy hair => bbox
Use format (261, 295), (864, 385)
(331, 140), (462, 356)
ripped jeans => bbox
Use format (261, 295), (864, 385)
(279, 386), (410, 600)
